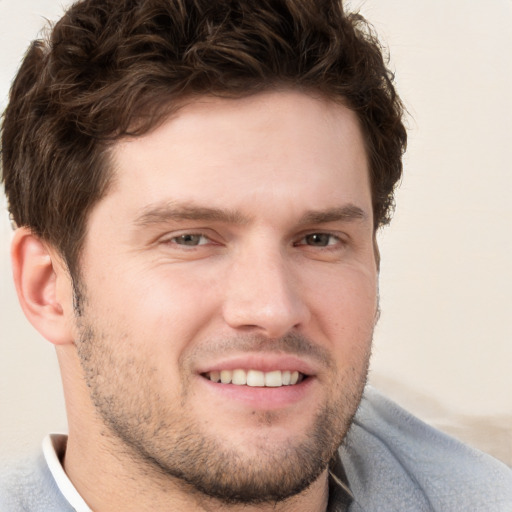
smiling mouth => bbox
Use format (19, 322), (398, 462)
(202, 369), (306, 387)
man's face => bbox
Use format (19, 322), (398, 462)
(72, 91), (378, 504)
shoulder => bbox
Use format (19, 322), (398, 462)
(341, 386), (512, 512)
(0, 451), (74, 512)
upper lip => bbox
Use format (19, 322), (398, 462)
(195, 353), (318, 377)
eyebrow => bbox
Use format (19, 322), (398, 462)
(134, 202), (250, 227)
(134, 201), (368, 228)
(299, 205), (368, 225)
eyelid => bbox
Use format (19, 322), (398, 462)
(160, 230), (215, 247)
(294, 231), (346, 246)
(175, 233), (209, 245)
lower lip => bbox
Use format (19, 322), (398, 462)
(198, 375), (315, 410)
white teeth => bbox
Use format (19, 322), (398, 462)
(220, 370), (232, 384)
(205, 369), (304, 387)
(247, 370), (265, 387)
(232, 369), (247, 385)
(264, 370), (283, 387)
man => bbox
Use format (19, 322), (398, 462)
(0, 0), (510, 511)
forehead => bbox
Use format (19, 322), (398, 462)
(101, 90), (371, 226)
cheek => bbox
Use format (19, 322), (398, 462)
(307, 267), (377, 348)
(95, 265), (223, 354)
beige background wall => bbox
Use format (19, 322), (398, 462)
(1, 0), (511, 465)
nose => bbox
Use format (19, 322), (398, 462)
(221, 246), (310, 338)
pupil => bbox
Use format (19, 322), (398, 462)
(180, 234), (200, 245)
(307, 234), (329, 246)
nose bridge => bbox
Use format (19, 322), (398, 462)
(222, 239), (308, 337)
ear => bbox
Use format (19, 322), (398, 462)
(11, 227), (75, 346)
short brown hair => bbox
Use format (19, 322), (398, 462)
(1, 0), (406, 276)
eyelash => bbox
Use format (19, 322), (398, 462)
(165, 233), (211, 247)
(162, 231), (345, 249)
(294, 232), (344, 248)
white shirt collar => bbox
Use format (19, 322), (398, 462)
(42, 434), (92, 512)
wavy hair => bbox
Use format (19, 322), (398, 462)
(1, 0), (406, 275)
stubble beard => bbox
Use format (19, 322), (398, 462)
(74, 311), (371, 506)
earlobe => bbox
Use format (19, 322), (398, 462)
(11, 228), (74, 346)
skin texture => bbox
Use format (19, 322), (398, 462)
(13, 90), (379, 511)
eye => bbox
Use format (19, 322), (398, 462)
(170, 233), (210, 246)
(298, 233), (340, 247)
